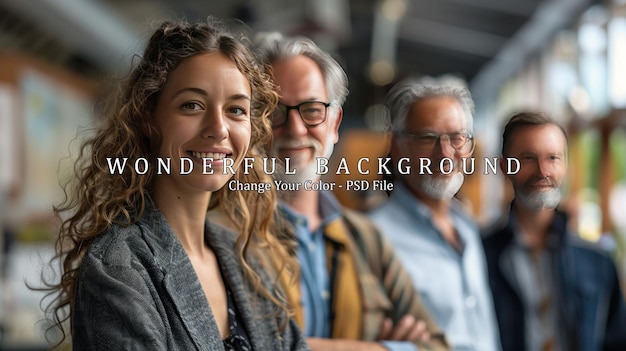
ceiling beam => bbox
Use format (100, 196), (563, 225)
(0, 0), (143, 74)
(442, 0), (537, 16)
(399, 18), (507, 58)
(470, 0), (592, 115)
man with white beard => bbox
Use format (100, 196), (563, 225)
(255, 34), (450, 351)
(369, 79), (501, 351)
(483, 112), (626, 351)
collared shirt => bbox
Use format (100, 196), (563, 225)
(369, 182), (501, 351)
(282, 191), (419, 351)
(483, 205), (626, 351)
(279, 191), (341, 338)
(500, 213), (561, 351)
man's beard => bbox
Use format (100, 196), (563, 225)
(416, 171), (464, 200)
(514, 178), (561, 211)
(271, 136), (334, 184)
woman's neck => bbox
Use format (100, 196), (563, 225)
(152, 183), (212, 257)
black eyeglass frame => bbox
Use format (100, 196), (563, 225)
(271, 101), (332, 128)
(395, 131), (475, 152)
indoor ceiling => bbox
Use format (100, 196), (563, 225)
(0, 0), (596, 119)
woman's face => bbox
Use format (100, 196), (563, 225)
(152, 52), (252, 195)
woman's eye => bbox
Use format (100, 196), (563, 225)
(182, 102), (202, 110)
(228, 106), (248, 116)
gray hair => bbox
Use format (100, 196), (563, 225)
(386, 77), (475, 133)
(254, 32), (349, 106)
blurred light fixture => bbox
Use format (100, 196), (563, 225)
(369, 0), (403, 87)
(381, 0), (407, 21)
(579, 23), (607, 54)
(369, 60), (395, 86)
(568, 85), (592, 115)
(608, 17), (626, 108)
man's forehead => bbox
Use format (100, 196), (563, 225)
(405, 97), (468, 128)
(508, 124), (567, 152)
(272, 57), (327, 98)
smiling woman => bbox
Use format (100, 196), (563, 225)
(151, 51), (252, 195)
(39, 19), (308, 351)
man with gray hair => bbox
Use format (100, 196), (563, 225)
(255, 34), (449, 351)
(369, 78), (501, 351)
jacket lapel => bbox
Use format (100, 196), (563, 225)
(141, 206), (223, 351)
(324, 218), (365, 339)
(205, 221), (277, 350)
(495, 212), (522, 295)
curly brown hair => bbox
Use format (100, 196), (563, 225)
(44, 19), (296, 347)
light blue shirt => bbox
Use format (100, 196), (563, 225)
(369, 182), (501, 351)
(281, 191), (418, 351)
(280, 194), (336, 338)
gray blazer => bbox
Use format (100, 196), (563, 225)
(72, 204), (310, 351)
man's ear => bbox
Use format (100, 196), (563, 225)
(331, 107), (343, 144)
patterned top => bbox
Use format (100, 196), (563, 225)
(223, 287), (252, 351)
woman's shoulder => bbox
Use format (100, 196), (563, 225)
(86, 221), (153, 268)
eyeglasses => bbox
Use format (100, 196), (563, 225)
(397, 131), (475, 152)
(271, 101), (332, 128)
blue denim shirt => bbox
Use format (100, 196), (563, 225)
(280, 193), (338, 338)
(370, 182), (501, 351)
(282, 191), (419, 351)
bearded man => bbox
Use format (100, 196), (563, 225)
(482, 112), (626, 351)
(369, 80), (501, 351)
(255, 34), (449, 351)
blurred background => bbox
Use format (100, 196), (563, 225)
(0, 0), (625, 349)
